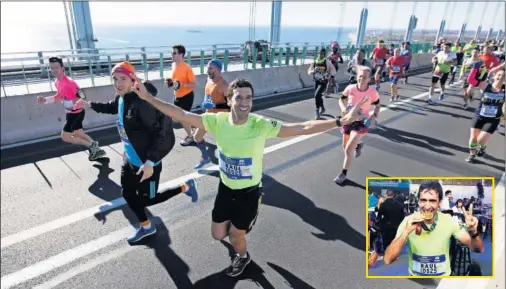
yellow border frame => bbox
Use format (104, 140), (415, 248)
(365, 176), (495, 279)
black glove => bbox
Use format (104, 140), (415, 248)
(173, 80), (181, 91)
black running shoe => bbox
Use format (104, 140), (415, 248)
(226, 252), (252, 277)
(476, 148), (486, 157)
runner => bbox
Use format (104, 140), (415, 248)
(383, 181), (484, 276)
(465, 68), (505, 163)
(77, 62), (199, 243)
(460, 47), (481, 108)
(449, 44), (464, 85)
(371, 40), (390, 91)
(326, 42), (344, 96)
(466, 45), (501, 101)
(463, 40), (478, 60)
(194, 59), (229, 169)
(308, 48), (337, 119)
(400, 42), (412, 84)
(386, 48), (406, 102)
(427, 42), (457, 104)
(166, 44), (197, 146)
(335, 66), (381, 185)
(135, 76), (366, 277)
(346, 49), (372, 85)
(37, 57), (105, 161)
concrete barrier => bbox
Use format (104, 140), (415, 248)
(0, 53), (435, 146)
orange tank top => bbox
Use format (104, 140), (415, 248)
(205, 78), (228, 113)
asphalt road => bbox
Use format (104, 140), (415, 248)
(1, 71), (504, 289)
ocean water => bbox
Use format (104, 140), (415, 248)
(2, 24), (360, 54)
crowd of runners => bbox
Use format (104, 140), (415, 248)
(35, 34), (504, 277)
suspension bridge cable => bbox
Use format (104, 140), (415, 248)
(388, 0), (399, 42)
(336, 2), (346, 43)
(422, 1), (433, 41)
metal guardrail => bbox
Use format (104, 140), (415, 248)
(1, 41), (437, 97)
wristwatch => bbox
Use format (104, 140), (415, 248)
(470, 231), (480, 239)
(335, 116), (342, 127)
(145, 160), (155, 167)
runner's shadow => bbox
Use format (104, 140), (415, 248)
(369, 171), (390, 178)
(409, 278), (439, 287)
(267, 262), (316, 289)
(132, 215), (194, 289)
(262, 175), (366, 252)
(192, 240), (275, 289)
(370, 125), (456, 156)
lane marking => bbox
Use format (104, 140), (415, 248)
(436, 172), (505, 289)
(0, 80), (463, 249)
(2, 207), (211, 289)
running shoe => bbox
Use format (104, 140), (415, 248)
(226, 252), (252, 277)
(439, 93), (445, 101)
(320, 108), (326, 115)
(376, 84), (380, 91)
(476, 148), (486, 157)
(395, 95), (400, 101)
(315, 110), (321, 120)
(465, 154), (476, 163)
(194, 158), (211, 169)
(185, 178), (199, 203)
(89, 148), (106, 161)
(127, 225), (157, 243)
(334, 173), (347, 185)
(354, 142), (364, 158)
(180, 136), (194, 146)
(427, 98), (435, 105)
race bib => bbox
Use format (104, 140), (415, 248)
(117, 121), (130, 144)
(375, 59), (384, 65)
(219, 152), (253, 180)
(392, 66), (401, 73)
(63, 100), (74, 110)
(314, 67), (327, 81)
(412, 254), (446, 276)
(202, 94), (215, 111)
(479, 105), (498, 118)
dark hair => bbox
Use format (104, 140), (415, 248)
(456, 199), (463, 206)
(227, 78), (254, 100)
(386, 190), (395, 197)
(172, 44), (186, 57)
(49, 57), (64, 67)
(445, 190), (452, 196)
(417, 181), (443, 201)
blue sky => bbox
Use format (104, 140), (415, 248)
(2, 1), (505, 30)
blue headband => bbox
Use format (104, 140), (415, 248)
(208, 59), (223, 72)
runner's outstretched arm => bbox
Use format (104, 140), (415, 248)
(131, 74), (205, 130)
(276, 96), (367, 138)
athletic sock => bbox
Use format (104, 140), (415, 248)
(240, 252), (248, 258)
(342, 169), (348, 176)
(140, 220), (151, 229)
(469, 142), (478, 155)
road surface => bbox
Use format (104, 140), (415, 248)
(1, 71), (504, 289)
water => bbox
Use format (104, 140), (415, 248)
(2, 24), (360, 54)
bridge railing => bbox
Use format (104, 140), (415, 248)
(0, 41), (435, 97)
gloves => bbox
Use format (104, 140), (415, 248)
(166, 78), (174, 88)
(173, 80), (181, 91)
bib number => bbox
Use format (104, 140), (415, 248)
(219, 152), (253, 180)
(314, 67), (327, 82)
(117, 121), (130, 144)
(412, 254), (446, 276)
(433, 70), (441, 78)
(202, 94), (215, 111)
(392, 66), (401, 73)
(375, 59), (384, 66)
(479, 105), (498, 118)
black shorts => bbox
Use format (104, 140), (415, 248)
(174, 91), (194, 112)
(471, 115), (501, 134)
(63, 110), (85, 133)
(431, 72), (449, 85)
(341, 120), (368, 135)
(121, 161), (163, 199)
(212, 181), (263, 233)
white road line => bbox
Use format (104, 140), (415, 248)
(436, 172), (505, 289)
(0, 81), (463, 250)
(2, 208), (210, 289)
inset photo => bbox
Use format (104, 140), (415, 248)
(366, 177), (494, 278)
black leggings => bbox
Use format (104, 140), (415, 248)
(314, 81), (327, 110)
(121, 162), (184, 223)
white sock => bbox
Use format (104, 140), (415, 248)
(143, 223), (151, 229)
(240, 252), (248, 258)
(428, 95), (433, 99)
(183, 183), (189, 192)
